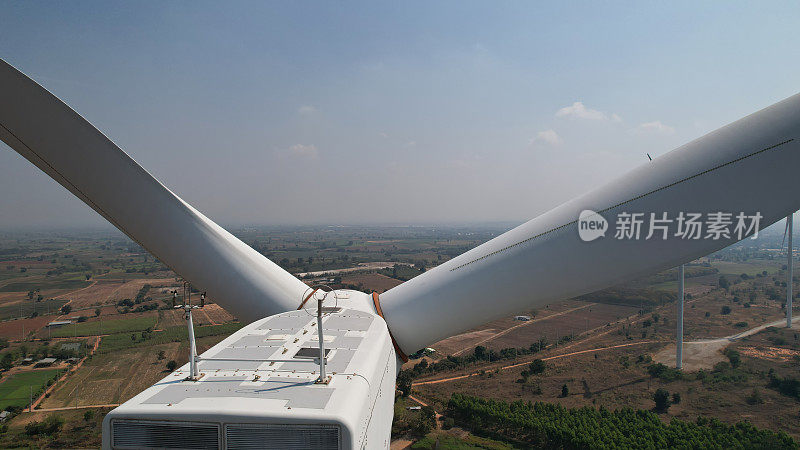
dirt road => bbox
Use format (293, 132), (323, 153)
(653, 316), (800, 370)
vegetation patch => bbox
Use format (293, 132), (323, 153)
(447, 394), (797, 449)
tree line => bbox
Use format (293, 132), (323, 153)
(447, 394), (797, 449)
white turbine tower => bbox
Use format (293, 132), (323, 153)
(3, 58), (800, 449)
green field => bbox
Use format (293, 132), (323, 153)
(713, 260), (778, 277)
(0, 298), (68, 321)
(0, 279), (90, 292)
(98, 322), (243, 353)
(50, 315), (158, 338)
(0, 369), (60, 411)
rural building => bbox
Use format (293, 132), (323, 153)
(0, 411), (9, 422)
(47, 320), (72, 327)
(34, 357), (57, 367)
(515, 315), (531, 321)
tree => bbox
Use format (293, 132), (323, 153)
(60, 304), (72, 314)
(474, 345), (487, 360)
(725, 349), (741, 368)
(157, 350), (166, 360)
(721, 305), (732, 315)
(529, 359), (546, 374)
(94, 308), (101, 317)
(0, 353), (14, 370)
(166, 360), (177, 371)
(397, 372), (413, 397)
(561, 384), (569, 397)
(718, 276), (730, 290)
(412, 405), (436, 435)
(83, 410), (95, 422)
(653, 388), (671, 412)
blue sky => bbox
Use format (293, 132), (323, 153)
(1, 2), (799, 228)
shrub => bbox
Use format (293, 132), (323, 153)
(648, 363), (682, 382)
(746, 388), (764, 405)
(725, 349), (741, 368)
(529, 359), (546, 374)
(721, 305), (732, 315)
(768, 373), (800, 400)
(166, 360), (177, 371)
(653, 388), (671, 412)
(25, 415), (64, 435)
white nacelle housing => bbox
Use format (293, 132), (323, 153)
(102, 291), (397, 450)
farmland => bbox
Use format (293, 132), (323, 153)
(0, 225), (797, 448)
(0, 369), (61, 411)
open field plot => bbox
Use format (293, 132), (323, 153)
(0, 315), (53, 340)
(424, 300), (637, 358)
(49, 313), (158, 338)
(58, 279), (125, 308)
(96, 322), (243, 354)
(0, 297), (68, 323)
(0, 369), (60, 411)
(192, 304), (236, 326)
(39, 342), (184, 409)
(40, 333), (235, 409)
(713, 259), (779, 277)
(60, 277), (173, 309)
(0, 276), (91, 293)
(428, 301), (583, 357)
(489, 302), (640, 351)
(340, 272), (403, 293)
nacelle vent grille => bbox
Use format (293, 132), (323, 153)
(112, 420), (220, 449)
(226, 423), (340, 449)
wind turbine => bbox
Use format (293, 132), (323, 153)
(3, 58), (800, 449)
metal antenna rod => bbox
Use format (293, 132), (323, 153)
(677, 264), (684, 369)
(176, 281), (199, 381)
(187, 305), (198, 380)
(788, 214), (794, 328)
(317, 294), (327, 383)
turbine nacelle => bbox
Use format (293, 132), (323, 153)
(102, 290), (397, 450)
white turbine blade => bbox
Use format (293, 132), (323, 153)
(0, 59), (307, 322)
(382, 93), (800, 353)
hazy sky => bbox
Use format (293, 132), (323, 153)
(1, 2), (799, 228)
